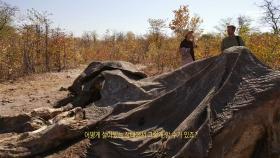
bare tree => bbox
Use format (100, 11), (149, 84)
(22, 25), (35, 73)
(215, 18), (233, 37)
(27, 9), (52, 71)
(259, 0), (280, 34)
(148, 18), (166, 48)
(148, 19), (166, 35)
(0, 0), (17, 32)
(81, 31), (92, 48)
(91, 31), (98, 44)
(147, 18), (167, 72)
(237, 15), (252, 36)
(215, 16), (252, 37)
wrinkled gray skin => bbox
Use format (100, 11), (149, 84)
(58, 47), (280, 158)
(55, 61), (149, 108)
(1, 47), (280, 158)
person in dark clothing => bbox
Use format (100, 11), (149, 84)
(179, 31), (196, 65)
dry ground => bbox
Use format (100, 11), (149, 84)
(0, 68), (83, 116)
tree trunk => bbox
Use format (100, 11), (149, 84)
(45, 23), (50, 71)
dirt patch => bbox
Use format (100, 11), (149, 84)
(0, 67), (84, 116)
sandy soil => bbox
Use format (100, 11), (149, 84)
(0, 67), (83, 116)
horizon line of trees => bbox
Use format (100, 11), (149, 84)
(0, 0), (279, 81)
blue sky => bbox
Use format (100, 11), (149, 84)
(4, 0), (269, 37)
